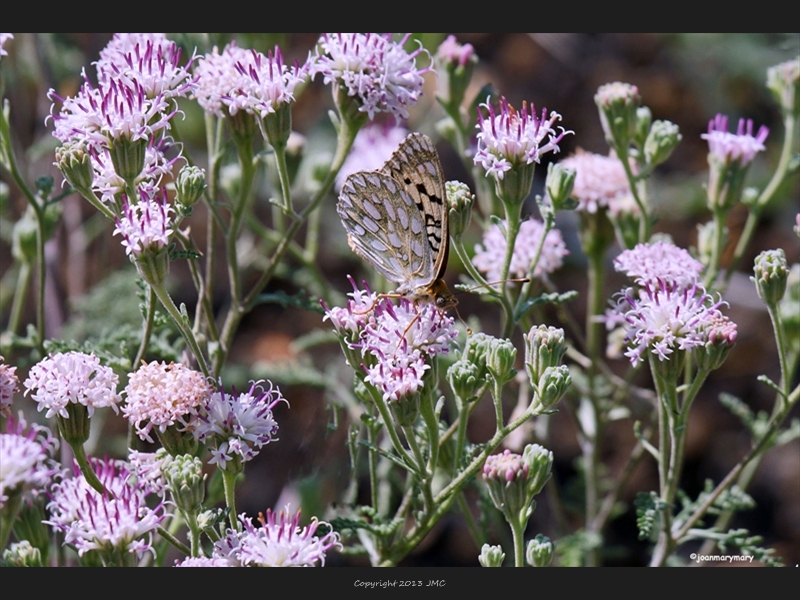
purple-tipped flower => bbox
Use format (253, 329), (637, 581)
(123, 361), (213, 444)
(23, 351), (121, 419)
(96, 33), (196, 99)
(194, 380), (287, 471)
(311, 33), (431, 121)
(228, 47), (308, 118)
(360, 297), (457, 402)
(215, 508), (341, 567)
(702, 114), (769, 166)
(472, 218), (568, 282)
(474, 97), (571, 180)
(0, 355), (19, 419)
(322, 276), (379, 339)
(46, 457), (166, 563)
(113, 187), (174, 258)
(0, 415), (59, 508)
(192, 42), (252, 117)
(557, 150), (633, 214)
(614, 241), (705, 287)
(609, 280), (731, 367)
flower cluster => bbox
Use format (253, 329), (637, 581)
(702, 114), (769, 166)
(23, 351), (121, 419)
(557, 150), (632, 214)
(0, 416), (59, 508)
(608, 279), (733, 366)
(213, 509), (341, 567)
(122, 361), (213, 443)
(95, 33), (196, 99)
(0, 355), (19, 418)
(311, 33), (431, 121)
(323, 279), (457, 403)
(472, 218), (568, 282)
(193, 380), (286, 471)
(474, 97), (571, 179)
(46, 457), (166, 562)
(613, 240), (705, 287)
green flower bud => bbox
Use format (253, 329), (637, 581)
(447, 360), (483, 403)
(164, 454), (206, 514)
(695, 314), (738, 372)
(522, 443), (553, 497)
(526, 534), (555, 567)
(594, 82), (640, 151)
(389, 392), (420, 427)
(753, 248), (788, 306)
(644, 120), (681, 167)
(154, 423), (199, 458)
(12, 211), (38, 265)
(175, 165), (206, 211)
(535, 365), (571, 411)
(524, 325), (567, 386)
(55, 140), (94, 197)
(262, 102), (293, 151)
(57, 402), (91, 447)
(133, 244), (171, 286)
(446, 180), (474, 238)
(634, 106), (652, 149)
(478, 543), (506, 567)
(486, 337), (517, 388)
(2, 541), (43, 567)
(545, 162), (576, 213)
(767, 57), (800, 115)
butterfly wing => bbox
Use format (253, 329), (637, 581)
(379, 133), (449, 283)
(338, 168), (436, 293)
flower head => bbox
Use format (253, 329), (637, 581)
(558, 150), (632, 214)
(123, 361), (213, 443)
(702, 114), (769, 166)
(227, 46), (308, 118)
(113, 187), (175, 258)
(359, 297), (457, 402)
(474, 97), (571, 180)
(175, 556), (236, 567)
(96, 33), (196, 99)
(311, 33), (431, 121)
(614, 241), (705, 287)
(192, 42), (253, 117)
(0, 415), (59, 508)
(322, 276), (379, 340)
(23, 351), (121, 419)
(194, 380), (287, 471)
(0, 356), (19, 419)
(472, 218), (568, 282)
(215, 509), (341, 567)
(609, 280), (730, 366)
(46, 457), (165, 563)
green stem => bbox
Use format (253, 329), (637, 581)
(221, 468), (239, 530)
(70, 442), (108, 496)
(150, 282), (210, 377)
(132, 286), (156, 369)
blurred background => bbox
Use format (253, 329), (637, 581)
(1, 33), (798, 566)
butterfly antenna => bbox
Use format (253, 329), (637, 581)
(453, 304), (472, 335)
(456, 277), (531, 295)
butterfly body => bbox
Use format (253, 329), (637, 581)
(337, 133), (457, 311)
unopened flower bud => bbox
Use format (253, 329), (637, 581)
(164, 454), (206, 514)
(486, 337), (517, 387)
(175, 165), (206, 211)
(435, 35), (477, 115)
(478, 543), (506, 567)
(446, 180), (474, 238)
(55, 140), (94, 197)
(767, 57), (800, 115)
(522, 443), (553, 497)
(595, 82), (640, 151)
(545, 162), (576, 213)
(447, 361), (482, 402)
(535, 365), (571, 411)
(753, 248), (788, 306)
(526, 534), (555, 567)
(634, 106), (652, 149)
(2, 541), (43, 567)
(525, 325), (567, 385)
(644, 120), (681, 167)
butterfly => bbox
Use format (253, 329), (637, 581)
(337, 132), (457, 311)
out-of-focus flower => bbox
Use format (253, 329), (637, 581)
(174, 556), (236, 567)
(0, 33), (13, 61)
(335, 122), (409, 190)
(702, 114), (769, 166)
(558, 150), (632, 214)
(311, 33), (431, 121)
(613, 240), (705, 287)
(472, 218), (568, 282)
(0, 415), (58, 508)
(214, 508), (341, 567)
